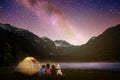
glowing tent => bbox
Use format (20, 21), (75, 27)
(15, 57), (40, 76)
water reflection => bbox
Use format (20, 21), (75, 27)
(59, 63), (120, 71)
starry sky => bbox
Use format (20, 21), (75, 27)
(0, 0), (120, 45)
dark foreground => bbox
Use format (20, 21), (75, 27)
(0, 67), (120, 80)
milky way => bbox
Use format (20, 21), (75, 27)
(0, 0), (120, 45)
(17, 0), (81, 44)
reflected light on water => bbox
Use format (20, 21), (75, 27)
(59, 63), (120, 70)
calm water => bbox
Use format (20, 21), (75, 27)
(1, 63), (120, 71)
(58, 63), (120, 71)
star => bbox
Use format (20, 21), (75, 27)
(0, 0), (120, 45)
(109, 9), (113, 12)
(0, 6), (3, 9)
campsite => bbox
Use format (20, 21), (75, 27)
(0, 0), (120, 80)
(0, 57), (120, 80)
(0, 66), (120, 80)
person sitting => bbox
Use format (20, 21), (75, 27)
(40, 64), (46, 75)
(56, 64), (63, 76)
(51, 65), (57, 75)
(45, 63), (51, 75)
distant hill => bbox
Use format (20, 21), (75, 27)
(54, 40), (72, 48)
(0, 23), (120, 66)
(82, 24), (120, 61)
(54, 24), (120, 62)
(0, 23), (55, 66)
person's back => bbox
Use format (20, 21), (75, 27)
(45, 64), (51, 75)
(56, 64), (63, 76)
(40, 65), (46, 75)
(51, 65), (57, 75)
(45, 68), (51, 75)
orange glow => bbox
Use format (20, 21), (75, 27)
(15, 57), (40, 76)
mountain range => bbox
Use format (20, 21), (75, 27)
(0, 23), (56, 65)
(0, 23), (120, 66)
(56, 24), (120, 62)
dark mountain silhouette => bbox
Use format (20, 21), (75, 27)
(54, 24), (120, 62)
(0, 23), (55, 66)
(0, 23), (120, 66)
(82, 24), (120, 61)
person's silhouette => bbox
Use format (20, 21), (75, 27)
(45, 64), (51, 75)
(40, 65), (46, 75)
(51, 65), (57, 75)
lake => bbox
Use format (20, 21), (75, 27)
(1, 62), (120, 80)
(58, 63), (120, 71)
(1, 63), (120, 71)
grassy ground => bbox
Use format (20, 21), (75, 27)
(0, 67), (120, 80)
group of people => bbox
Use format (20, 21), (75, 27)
(40, 63), (63, 76)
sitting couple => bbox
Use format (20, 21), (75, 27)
(40, 63), (62, 76)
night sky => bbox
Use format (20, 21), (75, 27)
(0, 0), (120, 45)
